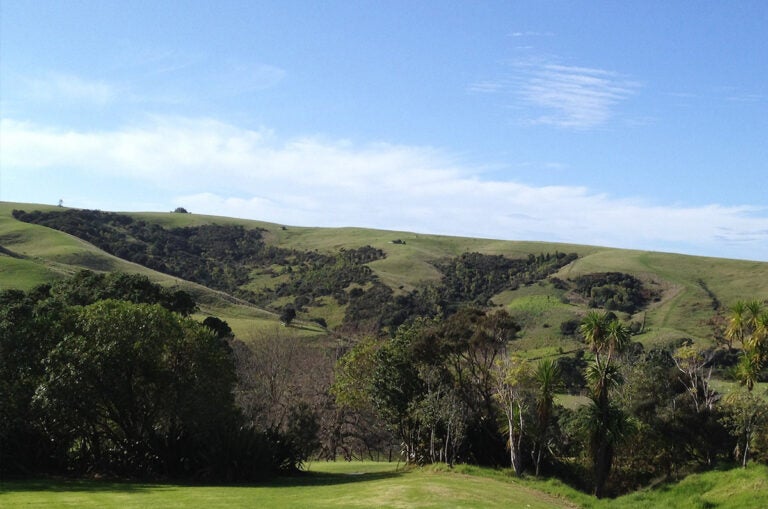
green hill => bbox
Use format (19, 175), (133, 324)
(2, 201), (767, 346)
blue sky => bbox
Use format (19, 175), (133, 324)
(1, 1), (767, 260)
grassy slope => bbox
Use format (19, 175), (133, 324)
(3, 202), (768, 346)
(2, 462), (766, 508)
(0, 203), (282, 338)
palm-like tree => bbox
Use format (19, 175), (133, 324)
(580, 311), (630, 364)
(725, 301), (748, 346)
(584, 357), (627, 498)
(582, 398), (632, 498)
(580, 310), (609, 359)
(736, 352), (762, 391)
(579, 311), (631, 498)
(585, 357), (624, 407)
(532, 359), (561, 476)
(726, 300), (767, 391)
(605, 320), (631, 363)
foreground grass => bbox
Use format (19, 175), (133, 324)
(588, 464), (768, 509)
(3, 462), (766, 508)
(0, 462), (574, 508)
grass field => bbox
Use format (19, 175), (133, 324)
(2, 462), (766, 508)
(0, 462), (576, 509)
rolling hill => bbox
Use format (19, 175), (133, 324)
(2, 200), (767, 351)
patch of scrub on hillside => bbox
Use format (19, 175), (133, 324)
(53, 252), (117, 272)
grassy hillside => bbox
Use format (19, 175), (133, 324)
(0, 203), (283, 337)
(3, 201), (768, 347)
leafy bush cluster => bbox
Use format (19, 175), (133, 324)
(437, 251), (578, 305)
(572, 272), (655, 313)
(334, 308), (520, 467)
(271, 247), (385, 304)
(0, 272), (316, 480)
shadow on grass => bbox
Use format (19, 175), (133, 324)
(0, 470), (404, 494)
(257, 469), (403, 489)
(0, 479), (171, 494)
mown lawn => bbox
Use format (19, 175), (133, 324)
(0, 462), (575, 509)
(0, 462), (768, 509)
(3, 462), (767, 508)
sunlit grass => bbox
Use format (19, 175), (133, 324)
(5, 462), (764, 508)
(0, 462), (576, 509)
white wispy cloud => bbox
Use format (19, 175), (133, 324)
(467, 80), (507, 94)
(2, 116), (767, 260)
(470, 61), (640, 129)
(514, 63), (640, 129)
(22, 73), (119, 105)
(509, 31), (555, 38)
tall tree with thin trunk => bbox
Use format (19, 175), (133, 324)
(493, 357), (532, 477)
(579, 311), (631, 498)
(532, 358), (561, 477)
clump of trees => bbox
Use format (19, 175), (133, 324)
(334, 308), (520, 466)
(572, 272), (656, 313)
(333, 304), (768, 498)
(0, 271), (316, 480)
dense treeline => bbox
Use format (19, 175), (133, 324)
(2, 269), (766, 497)
(332, 306), (768, 497)
(0, 272), (317, 480)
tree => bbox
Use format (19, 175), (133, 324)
(0, 288), (67, 475)
(437, 308), (518, 466)
(672, 345), (717, 413)
(725, 300), (768, 391)
(720, 389), (768, 468)
(331, 335), (395, 461)
(33, 300), (239, 477)
(532, 358), (562, 476)
(493, 357), (533, 476)
(280, 305), (297, 326)
(579, 311), (632, 498)
(370, 320), (426, 463)
(580, 311), (630, 365)
(203, 316), (234, 339)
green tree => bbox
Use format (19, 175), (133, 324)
(33, 300), (238, 477)
(370, 320), (427, 462)
(493, 356), (533, 476)
(280, 305), (297, 326)
(580, 310), (630, 364)
(579, 311), (632, 498)
(672, 345), (717, 413)
(0, 288), (68, 474)
(725, 300), (768, 391)
(532, 358), (562, 477)
(720, 389), (768, 468)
